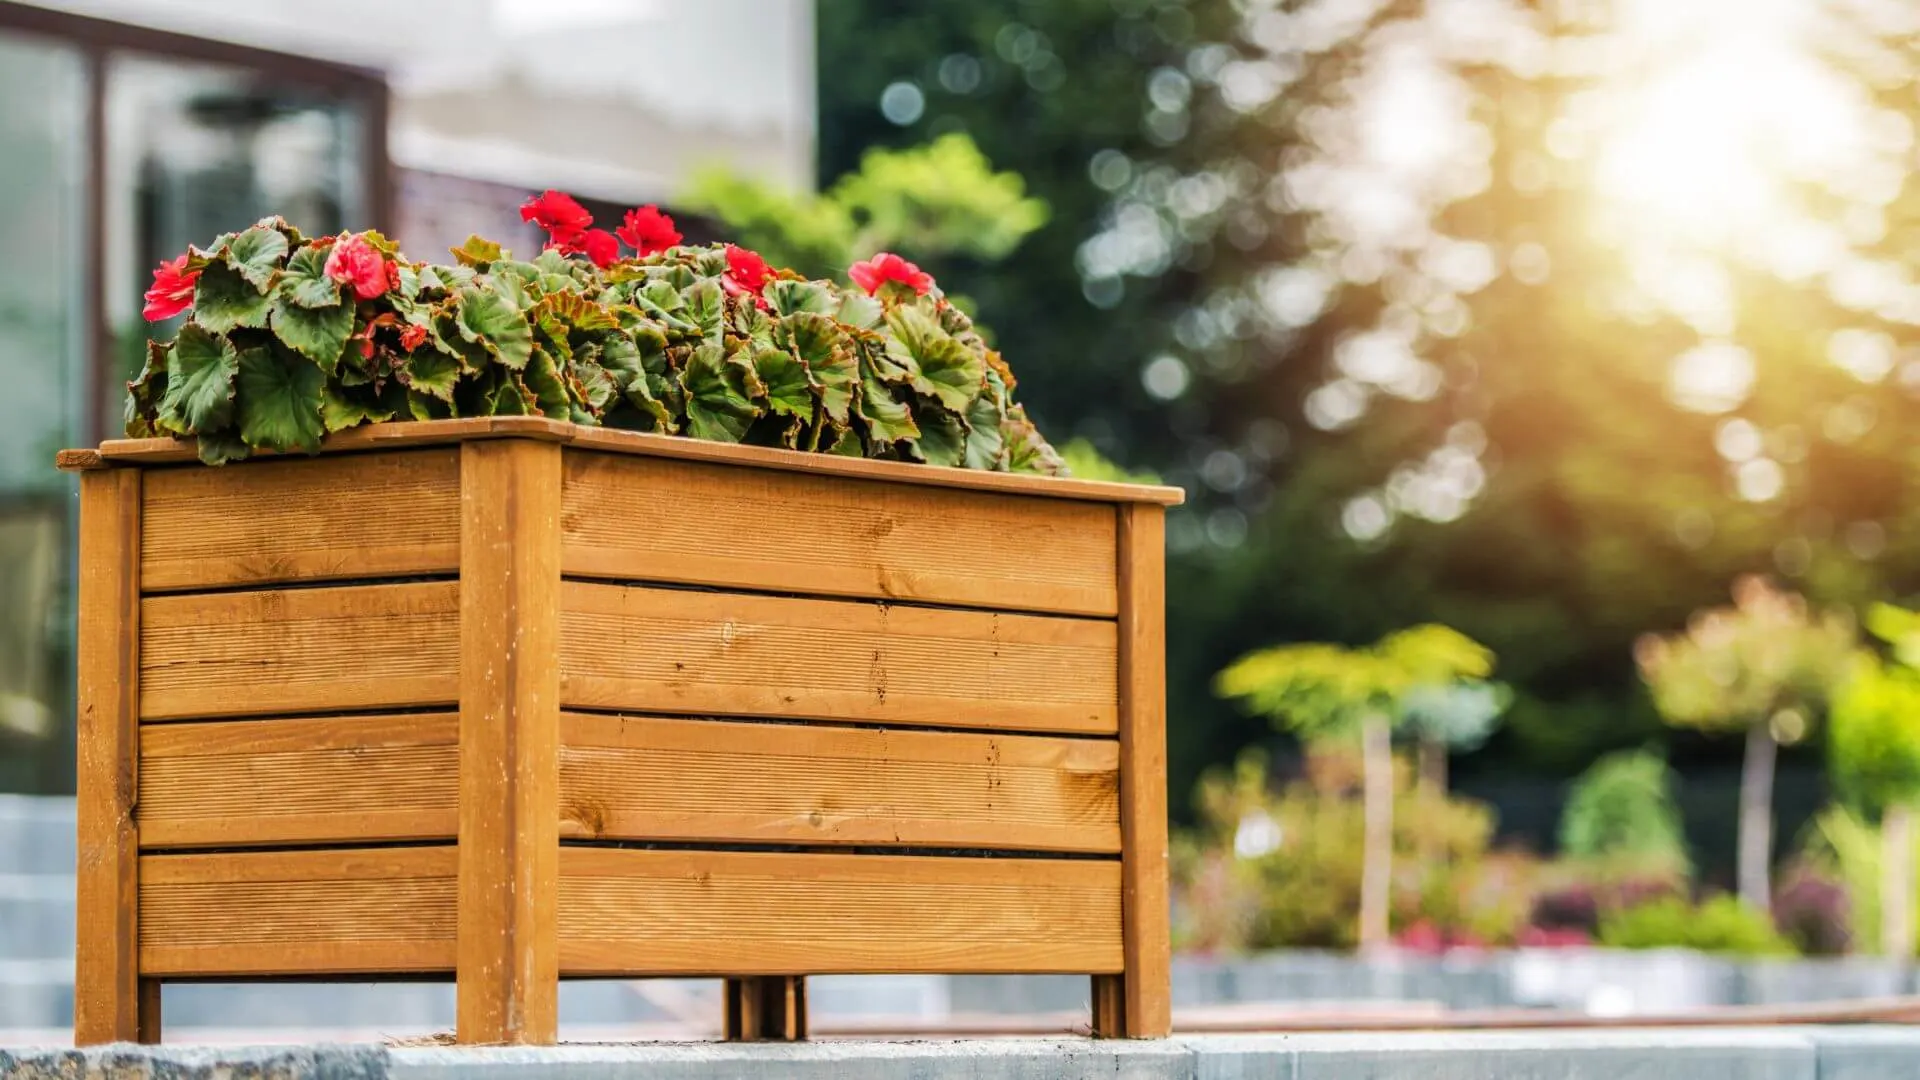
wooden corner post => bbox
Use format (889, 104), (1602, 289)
(458, 438), (562, 1044)
(723, 975), (808, 1041)
(74, 467), (158, 1044)
(1092, 504), (1171, 1038)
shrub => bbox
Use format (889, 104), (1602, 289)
(1773, 868), (1852, 956)
(1598, 895), (1795, 956)
(1559, 749), (1691, 874)
(126, 196), (1063, 471)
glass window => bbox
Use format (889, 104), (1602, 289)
(0, 31), (87, 792)
(104, 53), (372, 409)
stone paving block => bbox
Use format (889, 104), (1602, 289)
(391, 1039), (1197, 1080)
(1193, 1030), (1818, 1080)
(0, 1043), (386, 1080)
(1797, 1025), (1920, 1080)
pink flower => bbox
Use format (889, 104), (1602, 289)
(849, 252), (933, 296)
(325, 233), (389, 301)
(519, 190), (593, 244)
(616, 205), (681, 256)
(142, 254), (199, 321)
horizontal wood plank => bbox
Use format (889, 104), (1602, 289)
(561, 452), (1118, 616)
(558, 848), (1122, 976)
(141, 449), (460, 592)
(559, 714), (1120, 852)
(139, 714), (459, 848)
(82, 417), (1185, 505)
(140, 583), (460, 721)
(139, 847), (456, 976)
(559, 584), (1118, 735)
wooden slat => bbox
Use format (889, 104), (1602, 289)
(1096, 504), (1173, 1039)
(560, 714), (1120, 852)
(139, 847), (457, 977)
(562, 452), (1118, 616)
(140, 449), (459, 592)
(457, 439), (562, 1045)
(724, 976), (807, 1041)
(139, 582), (460, 721)
(558, 848), (1122, 976)
(80, 416), (1187, 506)
(74, 467), (147, 1044)
(138, 714), (459, 848)
(560, 584), (1118, 735)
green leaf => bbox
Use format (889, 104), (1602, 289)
(156, 324), (238, 435)
(493, 375), (535, 416)
(193, 262), (273, 333)
(270, 294), (354, 371)
(532, 290), (619, 336)
(836, 291), (885, 329)
(777, 313), (857, 424)
(279, 245), (341, 308)
(680, 342), (761, 442)
(408, 389), (452, 421)
(911, 403), (966, 467)
(858, 370), (919, 444)
(886, 307), (983, 412)
(824, 424), (863, 456)
(452, 234), (503, 267)
(235, 345), (325, 454)
(320, 384), (393, 433)
(684, 279), (725, 342)
(224, 225), (289, 292)
(455, 286), (534, 370)
(526, 347), (573, 419)
(766, 279), (836, 317)
(124, 341), (168, 438)
(400, 348), (463, 402)
(195, 431), (249, 465)
(963, 389), (1007, 470)
(752, 346), (813, 419)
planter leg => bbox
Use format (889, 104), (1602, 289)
(1097, 506), (1172, 1039)
(723, 976), (807, 1041)
(75, 469), (151, 1045)
(456, 440), (562, 1045)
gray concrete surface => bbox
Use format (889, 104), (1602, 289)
(5, 1029), (1919, 1079)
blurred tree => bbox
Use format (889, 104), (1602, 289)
(1828, 603), (1920, 956)
(1558, 748), (1691, 877)
(1216, 624), (1498, 949)
(815, 1), (1920, 832)
(1636, 577), (1855, 912)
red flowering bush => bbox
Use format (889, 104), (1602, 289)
(126, 193), (1063, 471)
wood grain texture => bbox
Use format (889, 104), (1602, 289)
(139, 582), (460, 721)
(1109, 504), (1172, 1038)
(139, 847), (457, 977)
(558, 848), (1122, 976)
(138, 714), (458, 848)
(724, 976), (807, 1041)
(560, 584), (1118, 735)
(74, 468), (146, 1044)
(559, 714), (1120, 852)
(141, 449), (459, 592)
(562, 452), (1118, 616)
(457, 439), (562, 1045)
(83, 417), (1186, 505)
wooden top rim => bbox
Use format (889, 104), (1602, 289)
(57, 417), (1185, 506)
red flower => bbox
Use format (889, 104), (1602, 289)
(849, 252), (934, 296)
(325, 233), (390, 301)
(519, 190), (593, 244)
(563, 228), (620, 269)
(723, 244), (772, 295)
(616, 205), (681, 256)
(142, 254), (199, 322)
(399, 323), (429, 352)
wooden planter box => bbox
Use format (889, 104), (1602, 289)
(59, 417), (1182, 1045)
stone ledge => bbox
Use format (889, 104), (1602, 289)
(6, 1028), (1919, 1079)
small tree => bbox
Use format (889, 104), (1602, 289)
(1829, 604), (1920, 958)
(1216, 625), (1500, 951)
(1401, 681), (1510, 798)
(1635, 577), (1853, 914)
(1559, 748), (1691, 878)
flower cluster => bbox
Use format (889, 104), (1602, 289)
(129, 197), (1063, 474)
